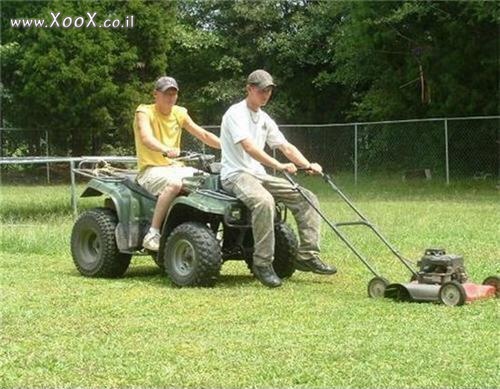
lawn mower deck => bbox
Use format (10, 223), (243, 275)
(383, 249), (498, 306)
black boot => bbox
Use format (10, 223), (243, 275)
(294, 257), (337, 275)
(252, 264), (282, 288)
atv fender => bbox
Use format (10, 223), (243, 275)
(80, 178), (156, 252)
(81, 179), (123, 215)
(161, 190), (242, 236)
(169, 190), (239, 215)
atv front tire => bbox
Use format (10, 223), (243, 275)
(71, 208), (131, 277)
(163, 222), (222, 287)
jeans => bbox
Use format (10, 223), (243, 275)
(222, 172), (321, 266)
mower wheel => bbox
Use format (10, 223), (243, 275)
(71, 207), (131, 278)
(163, 222), (222, 287)
(367, 277), (389, 298)
(482, 276), (499, 297)
(245, 223), (298, 279)
(439, 281), (466, 306)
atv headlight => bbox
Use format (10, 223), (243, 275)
(230, 208), (242, 220)
(226, 205), (245, 224)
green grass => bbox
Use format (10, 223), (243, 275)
(1, 178), (499, 388)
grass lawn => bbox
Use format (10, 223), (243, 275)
(1, 176), (499, 388)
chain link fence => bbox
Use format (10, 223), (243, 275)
(447, 118), (498, 179)
(1, 116), (498, 184)
(351, 117), (498, 182)
(199, 117), (499, 184)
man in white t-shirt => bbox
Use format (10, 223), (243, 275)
(220, 69), (337, 288)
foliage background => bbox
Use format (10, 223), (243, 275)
(1, 0), (499, 159)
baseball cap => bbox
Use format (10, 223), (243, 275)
(247, 69), (276, 89)
(155, 76), (179, 92)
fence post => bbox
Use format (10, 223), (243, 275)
(444, 118), (450, 185)
(70, 160), (77, 218)
(45, 130), (50, 184)
(354, 123), (358, 185)
(0, 128), (3, 186)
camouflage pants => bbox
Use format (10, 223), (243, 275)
(222, 172), (321, 267)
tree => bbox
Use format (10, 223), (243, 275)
(1, 0), (176, 155)
(323, 1), (499, 120)
(169, 0), (314, 124)
(1, 0), (497, 158)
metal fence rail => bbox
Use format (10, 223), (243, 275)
(1, 116), (499, 186)
(0, 156), (137, 217)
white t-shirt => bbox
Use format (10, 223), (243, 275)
(220, 100), (287, 180)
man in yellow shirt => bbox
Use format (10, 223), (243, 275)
(134, 76), (220, 251)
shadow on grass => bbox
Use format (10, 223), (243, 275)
(217, 273), (256, 287)
(64, 264), (328, 289)
(125, 265), (163, 278)
(64, 265), (164, 284)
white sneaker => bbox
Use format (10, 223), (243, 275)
(142, 231), (161, 251)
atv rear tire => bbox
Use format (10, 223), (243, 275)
(71, 208), (131, 277)
(245, 223), (298, 279)
(163, 222), (222, 287)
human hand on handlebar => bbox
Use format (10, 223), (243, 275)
(307, 162), (323, 175)
(163, 147), (180, 158)
(298, 162), (323, 175)
(278, 162), (297, 174)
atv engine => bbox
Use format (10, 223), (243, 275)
(416, 248), (468, 285)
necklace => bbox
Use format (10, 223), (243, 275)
(249, 109), (260, 124)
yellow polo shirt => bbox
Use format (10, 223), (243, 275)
(133, 104), (188, 171)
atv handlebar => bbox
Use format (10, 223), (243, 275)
(162, 150), (214, 162)
(163, 150), (216, 171)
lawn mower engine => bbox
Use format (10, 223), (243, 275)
(384, 248), (498, 306)
(417, 248), (468, 284)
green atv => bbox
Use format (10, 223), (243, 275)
(71, 151), (298, 286)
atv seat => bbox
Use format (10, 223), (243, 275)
(214, 175), (238, 199)
(121, 174), (157, 201)
(218, 187), (238, 199)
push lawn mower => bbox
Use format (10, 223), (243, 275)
(282, 171), (498, 306)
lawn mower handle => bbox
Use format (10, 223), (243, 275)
(281, 170), (418, 278)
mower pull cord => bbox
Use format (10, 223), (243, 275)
(282, 171), (418, 278)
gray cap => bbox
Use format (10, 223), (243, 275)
(247, 69), (276, 89)
(155, 76), (179, 92)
